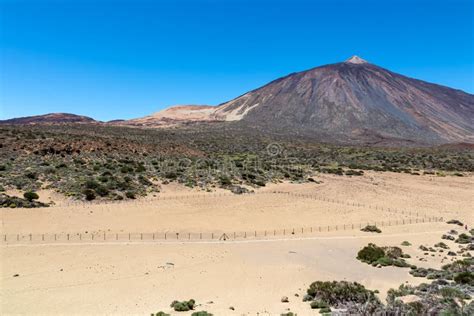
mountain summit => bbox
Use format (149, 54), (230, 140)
(345, 55), (368, 64)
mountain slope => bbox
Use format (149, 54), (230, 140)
(214, 56), (474, 144)
(116, 105), (216, 127)
(0, 113), (97, 125)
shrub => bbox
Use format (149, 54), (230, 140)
(447, 219), (463, 226)
(125, 191), (136, 199)
(191, 312), (213, 316)
(319, 307), (331, 314)
(357, 243), (385, 264)
(454, 271), (474, 285)
(23, 191), (39, 201)
(310, 300), (328, 309)
(170, 299), (195, 312)
(85, 179), (100, 190)
(361, 225), (381, 233)
(280, 313), (296, 316)
(83, 189), (96, 201)
(401, 241), (411, 246)
(456, 233), (471, 244)
(95, 185), (109, 197)
(306, 281), (380, 306)
(151, 312), (170, 316)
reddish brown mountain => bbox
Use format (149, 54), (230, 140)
(0, 113), (97, 125)
(213, 56), (474, 144)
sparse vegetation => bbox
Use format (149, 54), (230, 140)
(360, 225), (382, 233)
(357, 243), (412, 268)
(305, 281), (382, 313)
(191, 311), (213, 316)
(0, 193), (48, 208)
(1, 124), (472, 202)
(170, 299), (195, 312)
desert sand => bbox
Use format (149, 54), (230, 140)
(1, 171), (473, 315)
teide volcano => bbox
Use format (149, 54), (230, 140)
(210, 56), (474, 145)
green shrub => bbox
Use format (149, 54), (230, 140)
(310, 300), (328, 309)
(83, 189), (96, 201)
(319, 307), (331, 314)
(456, 233), (471, 244)
(454, 271), (474, 285)
(151, 312), (170, 316)
(23, 191), (39, 201)
(357, 243), (385, 263)
(191, 312), (213, 316)
(375, 256), (393, 266)
(125, 191), (136, 199)
(170, 299), (195, 312)
(401, 241), (411, 246)
(307, 281), (379, 306)
(95, 185), (109, 197)
(361, 225), (381, 233)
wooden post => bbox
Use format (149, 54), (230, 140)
(67, 234), (70, 241)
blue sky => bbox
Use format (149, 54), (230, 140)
(1, 0), (473, 121)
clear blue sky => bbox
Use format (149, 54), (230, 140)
(1, 0), (473, 121)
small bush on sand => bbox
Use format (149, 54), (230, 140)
(23, 191), (39, 201)
(361, 225), (381, 233)
(357, 243), (385, 264)
(306, 281), (380, 307)
(456, 233), (471, 244)
(151, 312), (170, 316)
(170, 299), (195, 312)
(401, 241), (411, 246)
(191, 312), (213, 316)
(447, 219), (463, 226)
(83, 189), (96, 201)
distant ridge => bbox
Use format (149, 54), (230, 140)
(0, 113), (97, 125)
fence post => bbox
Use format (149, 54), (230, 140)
(165, 233), (167, 240)
(29, 234), (32, 241)
(67, 234), (70, 241)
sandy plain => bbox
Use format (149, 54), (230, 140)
(1, 171), (473, 315)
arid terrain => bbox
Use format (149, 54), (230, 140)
(1, 171), (472, 315)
